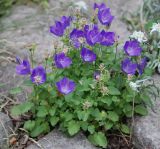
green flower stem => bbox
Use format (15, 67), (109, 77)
(129, 91), (136, 143)
(114, 43), (118, 64)
(30, 49), (34, 69)
(33, 85), (39, 105)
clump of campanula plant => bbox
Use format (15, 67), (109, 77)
(11, 2), (154, 148)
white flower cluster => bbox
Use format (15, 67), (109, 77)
(129, 82), (141, 92)
(130, 31), (147, 43)
(129, 77), (152, 92)
(150, 23), (160, 34)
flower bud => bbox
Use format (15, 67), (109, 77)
(127, 74), (133, 81)
(99, 63), (105, 72)
(80, 18), (87, 26)
(101, 86), (109, 96)
(83, 101), (92, 110)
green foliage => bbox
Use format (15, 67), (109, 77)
(24, 120), (35, 131)
(88, 132), (108, 148)
(135, 105), (148, 116)
(120, 124), (130, 134)
(107, 111), (119, 122)
(11, 102), (34, 116)
(10, 87), (23, 95)
(0, 0), (13, 17)
(67, 121), (80, 136)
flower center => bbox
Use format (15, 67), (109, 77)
(60, 59), (65, 64)
(78, 37), (84, 44)
(62, 86), (69, 94)
(84, 54), (91, 61)
(34, 75), (42, 84)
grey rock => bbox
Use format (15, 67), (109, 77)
(26, 129), (98, 149)
(0, 112), (13, 149)
(133, 74), (160, 149)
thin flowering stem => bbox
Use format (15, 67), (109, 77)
(44, 59), (48, 71)
(114, 42), (118, 64)
(30, 50), (34, 69)
(99, 46), (102, 58)
(29, 44), (36, 69)
(129, 92), (136, 143)
(140, 1), (145, 31)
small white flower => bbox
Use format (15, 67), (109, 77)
(150, 23), (160, 34)
(74, 1), (88, 11)
(129, 82), (141, 92)
(83, 101), (92, 110)
(130, 31), (147, 43)
(129, 77), (152, 92)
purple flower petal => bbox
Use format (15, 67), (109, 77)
(31, 66), (46, 85)
(70, 29), (84, 48)
(50, 16), (71, 37)
(16, 56), (22, 64)
(16, 59), (30, 75)
(100, 30), (115, 46)
(50, 21), (64, 37)
(61, 16), (72, 29)
(56, 77), (76, 95)
(121, 58), (137, 75)
(137, 57), (148, 75)
(94, 71), (101, 80)
(98, 8), (114, 26)
(54, 52), (72, 68)
(81, 47), (96, 62)
(94, 3), (106, 11)
(124, 40), (142, 56)
(84, 25), (101, 46)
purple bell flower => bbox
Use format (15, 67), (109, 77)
(137, 57), (148, 75)
(54, 52), (72, 69)
(81, 47), (96, 62)
(70, 29), (84, 48)
(50, 21), (64, 37)
(61, 16), (72, 29)
(84, 25), (89, 34)
(31, 66), (46, 85)
(121, 58), (137, 75)
(94, 71), (101, 80)
(93, 3), (106, 11)
(50, 16), (71, 37)
(16, 56), (22, 64)
(84, 25), (101, 46)
(98, 8), (114, 26)
(56, 77), (76, 95)
(16, 58), (31, 75)
(124, 40), (142, 56)
(100, 30), (115, 46)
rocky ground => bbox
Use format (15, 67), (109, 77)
(1, 0), (160, 149)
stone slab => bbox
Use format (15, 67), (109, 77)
(26, 129), (98, 149)
(133, 74), (160, 149)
